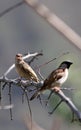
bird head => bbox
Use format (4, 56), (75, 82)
(15, 53), (23, 63)
(59, 61), (73, 69)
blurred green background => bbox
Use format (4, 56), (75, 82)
(0, 0), (81, 130)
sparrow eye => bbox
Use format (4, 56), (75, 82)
(16, 54), (22, 57)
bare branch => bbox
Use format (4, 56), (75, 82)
(44, 87), (76, 107)
(28, 51), (43, 65)
(0, 75), (81, 122)
(0, 0), (81, 50)
(29, 83), (81, 122)
(0, 51), (80, 123)
(24, 114), (46, 130)
(24, 0), (81, 50)
(55, 90), (81, 122)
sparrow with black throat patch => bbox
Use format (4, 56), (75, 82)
(30, 61), (73, 100)
(15, 53), (39, 82)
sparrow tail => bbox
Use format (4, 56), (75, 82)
(30, 91), (40, 100)
(30, 85), (45, 100)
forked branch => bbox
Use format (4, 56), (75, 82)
(0, 52), (81, 123)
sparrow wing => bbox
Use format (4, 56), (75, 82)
(54, 69), (65, 81)
(40, 68), (65, 90)
(21, 61), (39, 82)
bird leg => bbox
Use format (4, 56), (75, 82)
(42, 87), (60, 106)
(52, 86), (60, 92)
(44, 90), (54, 106)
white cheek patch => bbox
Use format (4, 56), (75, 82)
(57, 69), (68, 84)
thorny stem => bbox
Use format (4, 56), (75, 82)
(56, 90), (81, 122)
(2, 82), (8, 90)
(20, 86), (32, 125)
(8, 83), (13, 120)
(0, 82), (2, 106)
(49, 100), (63, 115)
(45, 87), (76, 106)
(22, 91), (25, 104)
(0, 75), (81, 122)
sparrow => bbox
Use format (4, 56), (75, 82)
(30, 61), (73, 100)
(15, 53), (39, 82)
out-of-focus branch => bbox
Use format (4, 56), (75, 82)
(24, 0), (81, 50)
(24, 114), (46, 130)
(1, 0), (81, 50)
(24, 114), (63, 130)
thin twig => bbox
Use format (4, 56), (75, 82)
(61, 87), (76, 91)
(49, 100), (63, 115)
(0, 1), (24, 17)
(0, 82), (2, 106)
(28, 52), (43, 65)
(21, 85), (32, 128)
(8, 83), (13, 120)
(35, 52), (69, 70)
(2, 82), (8, 90)
(22, 91), (25, 104)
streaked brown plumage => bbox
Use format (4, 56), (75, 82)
(30, 61), (73, 100)
(15, 53), (39, 82)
